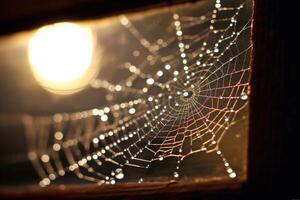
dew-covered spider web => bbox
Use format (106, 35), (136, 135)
(24, 0), (253, 187)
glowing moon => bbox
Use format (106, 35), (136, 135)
(28, 22), (96, 94)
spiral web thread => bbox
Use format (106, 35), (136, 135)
(25, 0), (252, 187)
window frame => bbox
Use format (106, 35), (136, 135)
(0, 0), (286, 199)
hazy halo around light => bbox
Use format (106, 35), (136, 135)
(28, 22), (97, 95)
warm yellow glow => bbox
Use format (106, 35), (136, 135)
(28, 22), (96, 94)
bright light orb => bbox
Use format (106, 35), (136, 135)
(28, 22), (96, 94)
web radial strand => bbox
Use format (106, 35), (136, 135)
(25, 0), (252, 187)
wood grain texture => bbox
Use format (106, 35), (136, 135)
(0, 179), (243, 200)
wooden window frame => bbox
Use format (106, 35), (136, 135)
(0, 0), (288, 199)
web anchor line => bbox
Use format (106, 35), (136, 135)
(24, 0), (252, 187)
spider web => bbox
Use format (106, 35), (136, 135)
(25, 0), (253, 187)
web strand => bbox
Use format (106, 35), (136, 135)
(25, 0), (252, 187)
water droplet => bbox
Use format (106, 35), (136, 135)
(49, 174), (56, 180)
(229, 172), (236, 178)
(110, 179), (116, 184)
(115, 85), (122, 91)
(120, 16), (129, 26)
(164, 64), (171, 70)
(138, 178), (144, 183)
(104, 107), (110, 113)
(173, 172), (179, 178)
(54, 131), (63, 140)
(58, 170), (65, 176)
(158, 155), (164, 161)
(227, 168), (233, 173)
(176, 30), (182, 36)
(142, 87), (148, 93)
(99, 134), (105, 140)
(41, 154), (50, 163)
(128, 107), (136, 114)
(93, 138), (99, 144)
(224, 116), (229, 122)
(240, 92), (248, 100)
(53, 143), (61, 151)
(101, 114), (108, 122)
(157, 70), (163, 77)
(148, 96), (153, 102)
(115, 168), (124, 180)
(146, 78), (155, 85)
(129, 65), (137, 72)
(183, 91), (193, 98)
(132, 50), (140, 57)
